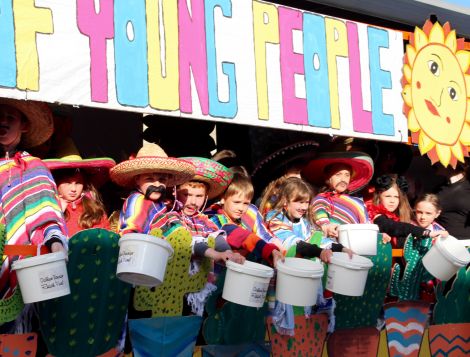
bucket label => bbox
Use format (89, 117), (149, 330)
(118, 245), (138, 266)
(249, 281), (269, 305)
(39, 267), (69, 293)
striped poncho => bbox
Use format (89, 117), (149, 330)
(1, 152), (68, 300)
(311, 192), (369, 228)
(118, 191), (167, 235)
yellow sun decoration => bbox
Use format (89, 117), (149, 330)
(402, 20), (470, 168)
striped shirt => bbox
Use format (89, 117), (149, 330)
(119, 191), (167, 235)
(311, 192), (369, 227)
(265, 210), (312, 251)
(1, 153), (68, 299)
(155, 211), (219, 238)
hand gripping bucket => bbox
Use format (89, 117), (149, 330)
(222, 260), (274, 307)
(116, 233), (174, 287)
(338, 224), (379, 256)
(422, 235), (470, 281)
(276, 258), (324, 306)
(11, 252), (70, 304)
(326, 252), (373, 296)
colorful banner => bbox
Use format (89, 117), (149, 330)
(0, 0), (407, 142)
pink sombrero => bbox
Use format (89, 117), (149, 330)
(44, 139), (115, 187)
(0, 98), (53, 148)
(302, 151), (374, 192)
(181, 157), (233, 199)
(110, 143), (196, 188)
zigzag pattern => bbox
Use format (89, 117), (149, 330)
(429, 333), (470, 345)
(433, 345), (470, 357)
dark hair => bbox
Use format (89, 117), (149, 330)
(373, 174), (412, 222)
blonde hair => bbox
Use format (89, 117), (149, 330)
(223, 173), (254, 200)
(373, 174), (413, 222)
(269, 177), (314, 223)
(415, 193), (442, 212)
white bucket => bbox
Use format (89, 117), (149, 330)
(276, 258), (324, 306)
(326, 252), (373, 296)
(422, 235), (470, 281)
(116, 233), (174, 287)
(11, 252), (70, 304)
(338, 224), (379, 256)
(222, 260), (274, 308)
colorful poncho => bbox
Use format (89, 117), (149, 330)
(118, 191), (167, 235)
(311, 192), (369, 228)
(1, 152), (68, 301)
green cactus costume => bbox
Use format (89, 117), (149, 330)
(390, 234), (433, 301)
(433, 259), (470, 325)
(37, 228), (130, 357)
(334, 234), (392, 329)
(0, 224), (24, 325)
(133, 227), (214, 317)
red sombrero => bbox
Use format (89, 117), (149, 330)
(44, 139), (115, 187)
(302, 151), (374, 192)
(181, 157), (233, 199)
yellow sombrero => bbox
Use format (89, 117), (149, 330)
(110, 143), (196, 188)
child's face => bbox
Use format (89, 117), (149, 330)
(0, 105), (26, 148)
(327, 168), (351, 193)
(222, 191), (251, 221)
(57, 172), (85, 202)
(177, 183), (207, 216)
(285, 198), (309, 220)
(415, 201), (440, 229)
(379, 186), (399, 213)
(135, 173), (168, 201)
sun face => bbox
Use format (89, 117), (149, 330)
(402, 21), (470, 168)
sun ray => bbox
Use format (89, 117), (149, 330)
(414, 27), (428, 51)
(451, 142), (465, 162)
(456, 51), (470, 72)
(406, 45), (416, 67)
(429, 22), (445, 44)
(408, 109), (420, 132)
(445, 30), (457, 53)
(436, 144), (451, 167)
(402, 84), (413, 107)
(419, 131), (435, 154)
(403, 64), (412, 83)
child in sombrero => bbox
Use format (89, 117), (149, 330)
(153, 157), (245, 315)
(110, 143), (195, 235)
(44, 141), (115, 236)
(156, 157), (244, 265)
(0, 98), (68, 332)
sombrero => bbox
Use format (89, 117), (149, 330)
(0, 98), (53, 148)
(181, 157), (233, 199)
(110, 143), (195, 188)
(251, 141), (319, 191)
(302, 151), (374, 192)
(44, 139), (115, 187)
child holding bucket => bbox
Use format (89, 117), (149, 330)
(153, 157), (245, 315)
(110, 143), (196, 235)
(367, 175), (447, 248)
(265, 177), (353, 262)
(264, 177), (353, 335)
(45, 143), (114, 236)
(207, 173), (284, 267)
(0, 99), (68, 333)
